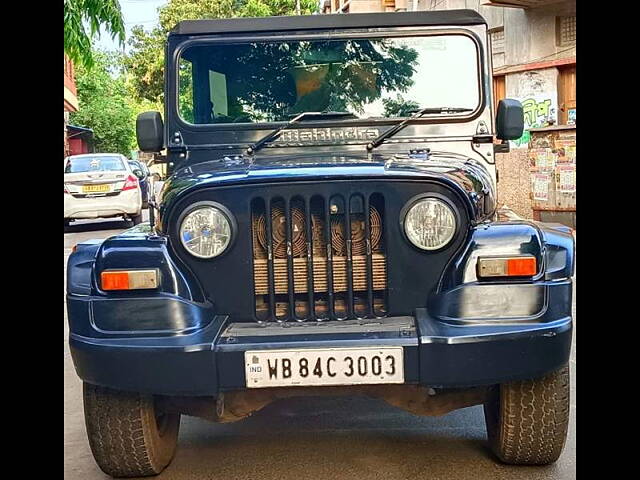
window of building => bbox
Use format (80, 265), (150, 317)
(557, 16), (576, 46)
(489, 27), (505, 69)
(490, 28), (505, 54)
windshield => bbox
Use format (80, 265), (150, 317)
(178, 34), (481, 125)
(64, 156), (125, 173)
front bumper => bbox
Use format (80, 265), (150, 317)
(69, 284), (573, 396)
(67, 219), (574, 396)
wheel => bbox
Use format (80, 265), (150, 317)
(131, 212), (144, 225)
(83, 383), (180, 478)
(64, 219), (70, 228)
(484, 364), (570, 465)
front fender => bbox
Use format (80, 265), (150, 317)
(66, 226), (213, 338)
(430, 220), (574, 323)
(441, 220), (574, 288)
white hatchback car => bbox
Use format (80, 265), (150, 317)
(64, 153), (144, 227)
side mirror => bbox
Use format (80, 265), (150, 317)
(136, 111), (164, 152)
(496, 99), (524, 140)
(132, 169), (145, 180)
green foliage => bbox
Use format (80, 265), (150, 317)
(177, 39), (418, 123)
(382, 94), (420, 118)
(125, 26), (167, 104)
(70, 52), (137, 155)
(64, 0), (126, 68)
(125, 0), (319, 105)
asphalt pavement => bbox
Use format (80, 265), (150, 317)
(64, 215), (576, 480)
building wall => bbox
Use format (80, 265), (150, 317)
(64, 55), (79, 113)
(68, 137), (91, 156)
(64, 55), (79, 158)
(495, 149), (533, 218)
(415, 0), (575, 67)
(325, 0), (408, 13)
(417, 0), (575, 219)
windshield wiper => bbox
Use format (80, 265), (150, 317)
(246, 111), (355, 155)
(366, 107), (474, 152)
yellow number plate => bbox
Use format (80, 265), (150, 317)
(82, 184), (110, 193)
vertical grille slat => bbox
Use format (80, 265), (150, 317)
(284, 199), (295, 321)
(344, 197), (355, 319)
(264, 198), (277, 321)
(304, 196), (316, 321)
(324, 196), (336, 320)
(252, 191), (387, 322)
(363, 194), (374, 317)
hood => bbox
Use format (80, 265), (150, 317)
(159, 151), (496, 225)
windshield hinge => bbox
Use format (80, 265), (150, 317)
(167, 131), (188, 160)
(472, 121), (493, 144)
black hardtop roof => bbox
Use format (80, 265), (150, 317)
(171, 10), (486, 36)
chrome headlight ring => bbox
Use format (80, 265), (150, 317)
(401, 194), (458, 251)
(177, 201), (235, 259)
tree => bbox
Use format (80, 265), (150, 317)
(177, 39), (418, 123)
(64, 0), (126, 68)
(70, 51), (137, 155)
(382, 94), (420, 118)
(124, 0), (318, 105)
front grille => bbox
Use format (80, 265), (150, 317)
(251, 193), (387, 321)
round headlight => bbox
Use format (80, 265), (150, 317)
(179, 205), (232, 258)
(404, 198), (457, 251)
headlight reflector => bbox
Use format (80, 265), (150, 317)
(404, 198), (457, 250)
(179, 205), (232, 258)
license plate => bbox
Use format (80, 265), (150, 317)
(82, 184), (110, 193)
(245, 347), (404, 388)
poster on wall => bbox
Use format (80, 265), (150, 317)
(512, 95), (558, 148)
(530, 148), (557, 170)
(510, 70), (559, 149)
(553, 140), (576, 163)
(556, 165), (576, 193)
(532, 173), (551, 201)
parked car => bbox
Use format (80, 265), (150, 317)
(64, 153), (144, 227)
(67, 10), (575, 478)
(128, 159), (151, 208)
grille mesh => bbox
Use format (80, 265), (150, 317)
(251, 194), (387, 321)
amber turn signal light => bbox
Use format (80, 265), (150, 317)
(101, 270), (158, 291)
(477, 256), (537, 278)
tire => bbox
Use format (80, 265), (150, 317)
(83, 383), (180, 478)
(131, 212), (144, 225)
(484, 364), (570, 465)
(64, 219), (70, 228)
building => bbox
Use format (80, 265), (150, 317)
(323, 0), (409, 12)
(67, 125), (94, 156)
(322, 0), (576, 225)
(64, 55), (79, 157)
(477, 0), (576, 226)
(417, 1), (576, 135)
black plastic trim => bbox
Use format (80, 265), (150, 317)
(172, 10), (487, 36)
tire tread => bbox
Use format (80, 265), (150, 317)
(83, 383), (179, 478)
(485, 365), (570, 465)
